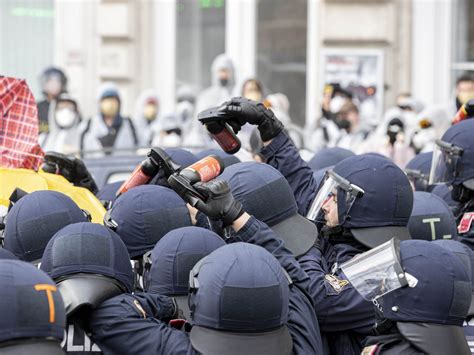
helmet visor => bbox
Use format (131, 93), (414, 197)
(428, 140), (464, 186)
(340, 238), (408, 301)
(306, 170), (364, 224)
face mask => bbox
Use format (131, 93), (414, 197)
(219, 77), (229, 87)
(100, 98), (119, 117)
(55, 108), (77, 128)
(143, 104), (158, 121)
(329, 96), (347, 113)
(458, 91), (474, 105)
(244, 90), (262, 102)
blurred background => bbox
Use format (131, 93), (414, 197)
(1, 0), (473, 164)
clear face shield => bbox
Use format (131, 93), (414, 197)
(340, 238), (410, 302)
(429, 139), (464, 186)
(306, 170), (365, 224)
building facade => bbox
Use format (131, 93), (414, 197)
(0, 0), (470, 128)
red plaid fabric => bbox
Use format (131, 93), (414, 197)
(0, 76), (44, 170)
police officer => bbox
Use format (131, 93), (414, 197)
(404, 151), (433, 191)
(433, 240), (474, 354)
(408, 191), (457, 241)
(143, 226), (225, 319)
(86, 240), (322, 354)
(217, 161), (318, 257)
(200, 97), (414, 354)
(428, 119), (474, 246)
(3, 190), (88, 264)
(40, 222), (179, 354)
(104, 185), (194, 288)
(0, 259), (66, 354)
(344, 239), (471, 354)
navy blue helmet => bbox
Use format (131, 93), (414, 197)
(408, 191), (457, 241)
(308, 147), (355, 172)
(188, 243), (293, 355)
(405, 152), (433, 191)
(4, 190), (88, 262)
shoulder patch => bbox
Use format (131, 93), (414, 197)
(361, 345), (379, 355)
(324, 274), (349, 293)
(458, 212), (474, 234)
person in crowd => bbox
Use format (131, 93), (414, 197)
(450, 73), (474, 116)
(37, 67), (68, 134)
(133, 89), (160, 147)
(79, 82), (138, 156)
(40, 93), (82, 154)
(410, 106), (450, 153)
(330, 101), (371, 151)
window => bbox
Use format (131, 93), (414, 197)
(0, 0), (54, 98)
(256, 0), (307, 126)
(176, 0), (226, 92)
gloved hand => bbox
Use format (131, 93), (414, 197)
(42, 152), (98, 194)
(189, 180), (244, 227)
(218, 97), (284, 142)
(72, 158), (99, 194)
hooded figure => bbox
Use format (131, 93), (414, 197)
(37, 67), (68, 134)
(40, 93), (82, 154)
(133, 89), (160, 147)
(79, 82), (138, 157)
(191, 54), (236, 148)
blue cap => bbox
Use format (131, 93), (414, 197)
(196, 149), (240, 168)
(0, 260), (65, 343)
(405, 152), (433, 191)
(4, 190), (88, 262)
(441, 120), (474, 186)
(333, 154), (413, 247)
(189, 243), (293, 355)
(96, 181), (123, 203)
(308, 147), (354, 172)
(109, 185), (192, 258)
(220, 162), (317, 256)
(408, 192), (457, 241)
(145, 227), (225, 295)
(40, 222), (134, 293)
(383, 240), (470, 326)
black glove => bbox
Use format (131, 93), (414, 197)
(220, 97), (284, 142)
(191, 180), (244, 227)
(42, 152), (98, 194)
(72, 158), (99, 194)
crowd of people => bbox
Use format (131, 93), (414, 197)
(35, 54), (474, 169)
(1, 54), (474, 355)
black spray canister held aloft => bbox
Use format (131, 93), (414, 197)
(197, 106), (242, 155)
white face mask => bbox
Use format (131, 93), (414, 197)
(55, 108), (77, 128)
(329, 96), (347, 113)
